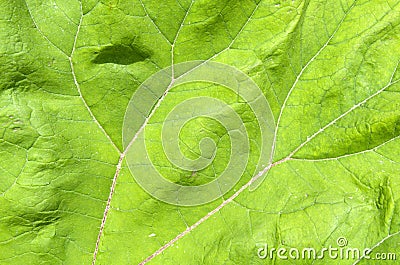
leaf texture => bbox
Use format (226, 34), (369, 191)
(1, 0), (400, 264)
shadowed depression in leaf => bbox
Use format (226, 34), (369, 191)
(92, 44), (149, 65)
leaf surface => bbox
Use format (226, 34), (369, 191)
(1, 0), (400, 264)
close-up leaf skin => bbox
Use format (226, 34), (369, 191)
(1, 0), (400, 264)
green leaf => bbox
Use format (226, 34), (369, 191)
(1, 0), (400, 264)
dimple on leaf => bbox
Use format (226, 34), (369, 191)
(92, 44), (150, 65)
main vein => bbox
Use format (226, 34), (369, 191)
(137, 1), (400, 264)
(68, 4), (121, 154)
(269, 0), (358, 163)
(25, 0), (120, 154)
(92, 1), (196, 264)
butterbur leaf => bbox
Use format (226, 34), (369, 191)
(1, 0), (400, 265)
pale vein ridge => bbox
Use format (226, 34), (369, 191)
(24, 0), (120, 154)
(138, 0), (172, 44)
(92, 0), (257, 262)
(139, 73), (399, 264)
(139, 157), (290, 265)
(24, 0), (67, 56)
(18, 0), (400, 264)
(91, 153), (124, 265)
(171, 0), (195, 78)
(352, 230), (400, 265)
(137, 2), (400, 264)
(292, 134), (400, 162)
(92, 1), (195, 264)
(171, 0), (261, 83)
(68, 2), (121, 154)
(288, 78), (400, 158)
(270, 0), (358, 163)
(89, 0), (400, 265)
(23, 1), (125, 263)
